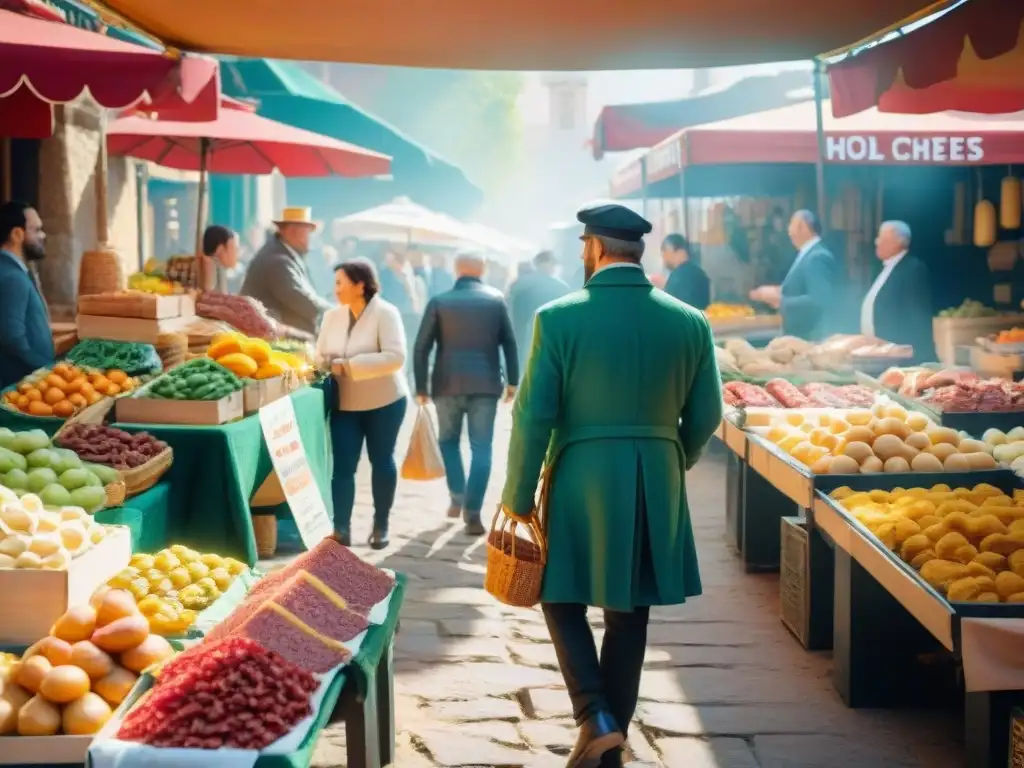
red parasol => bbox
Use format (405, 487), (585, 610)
(106, 97), (391, 177)
(0, 8), (220, 137)
(827, 0), (1024, 117)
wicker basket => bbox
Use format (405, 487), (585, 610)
(120, 448), (173, 497)
(484, 510), (546, 607)
(104, 480), (126, 508)
(253, 514), (278, 559)
(78, 248), (125, 297)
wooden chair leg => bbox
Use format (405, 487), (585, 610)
(339, 675), (381, 768)
(377, 636), (396, 765)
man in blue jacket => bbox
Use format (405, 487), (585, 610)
(0, 201), (53, 389)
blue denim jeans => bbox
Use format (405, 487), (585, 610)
(433, 395), (499, 522)
(330, 396), (408, 534)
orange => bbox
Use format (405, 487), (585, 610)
(91, 375), (110, 391)
(120, 379), (135, 392)
(16, 381), (32, 394)
(46, 373), (68, 390)
(52, 400), (75, 418)
(64, 376), (85, 394)
(79, 383), (96, 399)
(44, 388), (65, 406)
(68, 393), (87, 408)
(52, 363), (72, 380)
(106, 383), (122, 396)
(27, 400), (53, 416)
(37, 380), (50, 393)
(15, 394), (30, 409)
(106, 370), (128, 385)
(86, 391), (102, 405)
(25, 388), (42, 402)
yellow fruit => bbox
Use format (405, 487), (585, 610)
(108, 568), (138, 590)
(153, 551), (181, 572)
(130, 554), (155, 571)
(215, 353), (259, 378)
(169, 545), (199, 563)
(168, 567), (192, 588)
(199, 553), (225, 570)
(186, 562), (210, 581)
(207, 337), (242, 359)
(136, 595), (165, 616)
(253, 361), (286, 379)
(784, 413), (804, 427)
(178, 584), (204, 600)
(209, 567), (233, 591)
(128, 578), (150, 601)
(195, 577), (219, 597)
(240, 339), (272, 365)
(224, 558), (247, 576)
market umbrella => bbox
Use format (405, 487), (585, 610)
(449, 221), (539, 262)
(107, 96), (391, 256)
(827, 0), (1024, 117)
(332, 197), (476, 247)
(0, 8), (220, 138)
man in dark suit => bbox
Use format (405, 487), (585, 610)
(0, 201), (54, 389)
(413, 252), (518, 536)
(661, 233), (710, 309)
(508, 250), (570, 372)
(861, 221), (934, 361)
(750, 209), (837, 340)
(240, 207), (332, 334)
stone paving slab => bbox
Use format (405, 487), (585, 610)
(274, 408), (966, 768)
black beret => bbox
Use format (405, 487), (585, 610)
(576, 201), (653, 243)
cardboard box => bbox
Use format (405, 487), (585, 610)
(243, 376), (287, 414)
(0, 525), (131, 646)
(76, 313), (193, 344)
(0, 733), (97, 765)
(116, 389), (243, 426)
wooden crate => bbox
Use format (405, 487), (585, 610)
(933, 315), (1024, 366)
(0, 525), (131, 645)
(780, 516), (833, 651)
(116, 389), (243, 426)
(78, 293), (183, 320)
(76, 313), (194, 344)
(242, 376), (286, 414)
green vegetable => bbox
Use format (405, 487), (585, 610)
(66, 339), (161, 374)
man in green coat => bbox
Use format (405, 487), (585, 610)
(501, 202), (723, 768)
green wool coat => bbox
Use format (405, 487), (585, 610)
(501, 265), (723, 611)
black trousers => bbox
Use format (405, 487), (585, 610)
(542, 602), (650, 737)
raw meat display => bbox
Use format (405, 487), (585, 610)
(800, 382), (848, 408)
(833, 385), (877, 407)
(117, 636), (317, 750)
(722, 381), (781, 408)
(923, 379), (1024, 413)
(764, 379), (813, 409)
(272, 574), (370, 643)
(196, 293), (277, 339)
(231, 604), (351, 673)
(879, 366), (979, 397)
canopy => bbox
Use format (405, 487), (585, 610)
(218, 57), (481, 216)
(0, 9), (219, 114)
(827, 0), (1024, 117)
(89, 0), (940, 70)
(610, 99), (1024, 198)
(332, 198), (476, 246)
(591, 69), (815, 159)
(107, 97), (391, 177)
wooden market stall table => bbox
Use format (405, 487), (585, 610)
(111, 386), (333, 567)
(94, 481), (172, 552)
(813, 479), (1024, 768)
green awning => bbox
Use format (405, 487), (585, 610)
(217, 57), (481, 218)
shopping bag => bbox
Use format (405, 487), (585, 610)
(401, 405), (446, 480)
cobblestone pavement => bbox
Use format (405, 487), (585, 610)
(268, 406), (965, 767)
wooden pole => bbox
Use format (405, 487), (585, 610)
(813, 58), (828, 232)
(194, 137), (210, 289)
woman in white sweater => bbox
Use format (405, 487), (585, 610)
(316, 258), (408, 549)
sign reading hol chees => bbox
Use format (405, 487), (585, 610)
(826, 135), (985, 164)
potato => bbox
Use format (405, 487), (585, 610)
(905, 432), (931, 451)
(958, 438), (990, 455)
(91, 615), (148, 653)
(906, 412), (930, 432)
(860, 456), (884, 474)
(944, 453), (971, 472)
(829, 455), (860, 475)
(911, 453), (944, 473)
(842, 441), (875, 463)
(872, 434), (905, 461)
(875, 417), (911, 439)
(844, 426), (876, 445)
(928, 426), (960, 445)
(983, 428), (1007, 446)
(966, 452), (997, 470)
(810, 455), (833, 474)
(846, 409), (873, 426)
(928, 443), (960, 461)
(883, 457), (911, 473)
(885, 404), (909, 421)
(121, 635), (174, 673)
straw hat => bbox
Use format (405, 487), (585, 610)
(273, 207), (317, 229)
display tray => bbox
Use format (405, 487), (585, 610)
(76, 314), (194, 345)
(745, 432), (1011, 510)
(77, 294), (192, 321)
(812, 471), (1024, 653)
(165, 569), (258, 648)
(0, 525), (131, 645)
(115, 379), (243, 427)
(722, 418), (747, 457)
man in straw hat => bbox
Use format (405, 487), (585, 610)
(241, 207), (332, 335)
(500, 201), (723, 767)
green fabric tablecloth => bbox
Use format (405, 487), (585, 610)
(94, 482), (172, 552)
(0, 402), (66, 436)
(113, 387), (333, 567)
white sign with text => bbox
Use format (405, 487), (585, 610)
(826, 135), (985, 163)
(258, 396), (333, 549)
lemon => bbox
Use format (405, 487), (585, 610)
(130, 554), (155, 571)
(168, 567), (192, 589)
(186, 562), (210, 581)
(209, 568), (233, 592)
(153, 550), (181, 573)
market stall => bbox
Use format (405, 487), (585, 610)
(712, 339), (1024, 765)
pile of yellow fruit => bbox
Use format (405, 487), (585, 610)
(206, 332), (306, 380)
(831, 483), (1024, 602)
(766, 403), (998, 475)
(106, 546), (247, 635)
(705, 303), (755, 320)
(127, 273), (180, 296)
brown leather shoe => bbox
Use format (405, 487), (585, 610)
(567, 711), (624, 768)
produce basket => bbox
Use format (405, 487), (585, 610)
(54, 401), (174, 498)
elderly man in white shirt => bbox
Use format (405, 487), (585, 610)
(859, 220), (934, 360)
